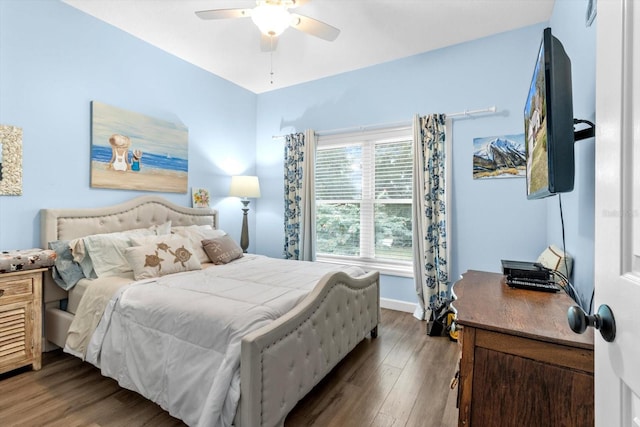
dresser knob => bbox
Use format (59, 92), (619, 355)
(567, 304), (616, 342)
(0, 289), (4, 297)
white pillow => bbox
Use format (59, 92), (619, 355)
(125, 237), (201, 280)
(130, 234), (184, 247)
(171, 225), (226, 264)
(151, 221), (172, 236)
(83, 228), (156, 277)
(69, 222), (172, 278)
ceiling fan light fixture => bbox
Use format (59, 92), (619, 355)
(251, 3), (291, 37)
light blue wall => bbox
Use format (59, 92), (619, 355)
(549, 0), (597, 311)
(0, 1), (258, 250)
(254, 25), (552, 302)
(0, 0), (595, 308)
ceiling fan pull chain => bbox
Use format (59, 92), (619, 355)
(270, 37), (275, 85)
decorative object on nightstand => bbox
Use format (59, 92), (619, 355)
(229, 175), (261, 253)
(0, 248), (56, 273)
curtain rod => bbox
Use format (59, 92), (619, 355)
(271, 105), (497, 139)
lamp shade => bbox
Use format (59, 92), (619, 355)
(251, 3), (291, 37)
(229, 175), (261, 198)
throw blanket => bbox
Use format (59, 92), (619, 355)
(67, 255), (364, 427)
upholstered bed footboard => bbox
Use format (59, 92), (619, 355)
(238, 270), (380, 427)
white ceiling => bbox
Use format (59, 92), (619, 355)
(62, 0), (555, 94)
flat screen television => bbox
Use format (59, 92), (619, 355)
(524, 27), (575, 200)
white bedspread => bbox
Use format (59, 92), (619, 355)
(74, 255), (364, 427)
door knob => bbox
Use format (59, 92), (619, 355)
(567, 304), (616, 342)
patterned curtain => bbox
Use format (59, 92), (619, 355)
(412, 114), (450, 321)
(283, 130), (316, 261)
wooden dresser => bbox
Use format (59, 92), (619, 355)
(452, 270), (594, 427)
(0, 268), (44, 375)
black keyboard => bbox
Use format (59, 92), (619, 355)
(506, 277), (560, 293)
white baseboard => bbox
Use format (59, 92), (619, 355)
(380, 297), (417, 314)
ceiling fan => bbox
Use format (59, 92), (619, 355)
(195, 0), (340, 52)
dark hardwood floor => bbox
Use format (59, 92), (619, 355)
(0, 309), (460, 427)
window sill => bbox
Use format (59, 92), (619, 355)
(316, 255), (414, 278)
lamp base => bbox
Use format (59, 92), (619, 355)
(240, 199), (250, 253)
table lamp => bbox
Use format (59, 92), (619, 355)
(229, 175), (261, 253)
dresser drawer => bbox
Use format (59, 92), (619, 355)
(0, 278), (33, 299)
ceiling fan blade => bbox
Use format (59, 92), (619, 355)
(260, 34), (279, 52)
(195, 8), (252, 20)
(290, 13), (340, 41)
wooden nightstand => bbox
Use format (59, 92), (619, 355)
(0, 268), (45, 375)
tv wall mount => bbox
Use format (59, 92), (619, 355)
(574, 118), (595, 142)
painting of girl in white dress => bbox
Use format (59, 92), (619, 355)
(90, 101), (188, 193)
(108, 134), (131, 171)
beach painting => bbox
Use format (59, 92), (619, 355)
(473, 133), (526, 179)
(90, 101), (188, 193)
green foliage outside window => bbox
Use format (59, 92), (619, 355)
(316, 137), (413, 262)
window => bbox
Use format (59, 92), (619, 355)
(315, 128), (413, 276)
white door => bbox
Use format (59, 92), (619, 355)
(594, 0), (640, 425)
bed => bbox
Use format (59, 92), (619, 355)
(40, 195), (380, 427)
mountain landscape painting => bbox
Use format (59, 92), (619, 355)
(473, 133), (526, 179)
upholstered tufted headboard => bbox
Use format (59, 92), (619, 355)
(40, 195), (218, 246)
(39, 196), (218, 311)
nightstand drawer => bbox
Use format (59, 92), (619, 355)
(0, 278), (33, 299)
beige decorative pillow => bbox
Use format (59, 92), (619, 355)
(202, 235), (243, 265)
(171, 225), (226, 264)
(125, 237), (201, 280)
